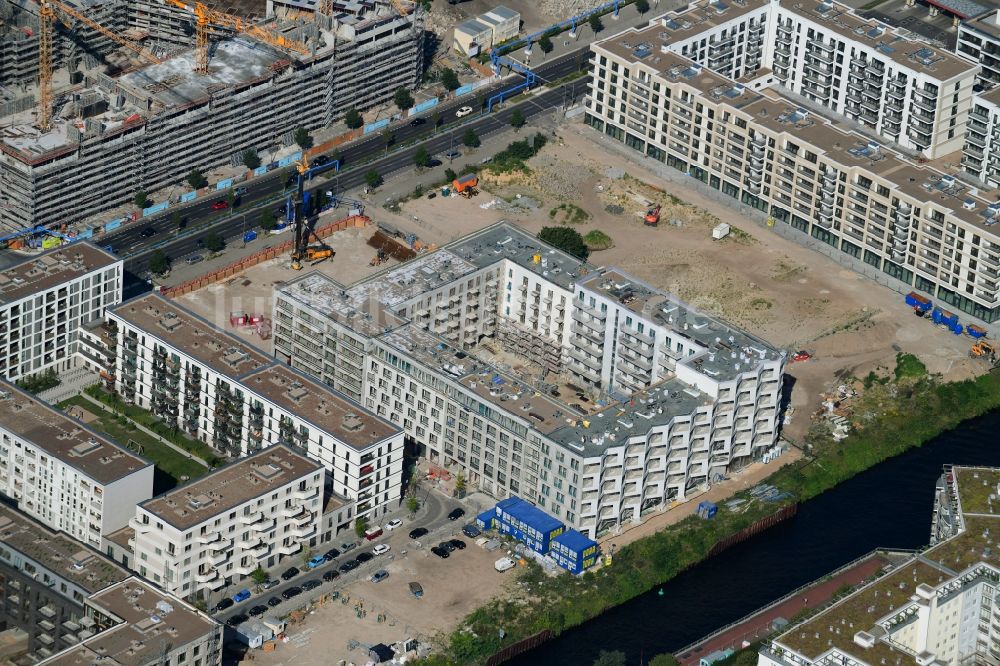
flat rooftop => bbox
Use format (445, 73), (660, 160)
(111, 292), (272, 381)
(655, 0), (770, 46)
(964, 6), (1000, 40)
(139, 444), (322, 531)
(0, 382), (149, 485)
(241, 365), (400, 451)
(0, 506), (129, 594)
(0, 242), (118, 305)
(280, 272), (409, 337)
(44, 578), (219, 666)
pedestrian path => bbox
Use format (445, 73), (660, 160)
(38, 367), (100, 404)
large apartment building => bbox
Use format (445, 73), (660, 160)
(274, 223), (784, 539)
(759, 466), (1000, 666)
(957, 7), (1000, 88)
(107, 293), (403, 523)
(0, 243), (121, 380)
(120, 445), (323, 598)
(0, 381), (153, 549)
(588, 12), (1000, 327)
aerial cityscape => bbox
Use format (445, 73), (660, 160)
(2, 0), (1000, 663)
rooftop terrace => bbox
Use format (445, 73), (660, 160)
(0, 381), (149, 485)
(654, 0), (770, 46)
(0, 506), (129, 594)
(139, 444), (322, 530)
(0, 242), (118, 305)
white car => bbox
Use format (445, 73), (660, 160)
(384, 518), (402, 531)
(373, 544), (391, 556)
(494, 557), (516, 572)
(455, 106), (474, 118)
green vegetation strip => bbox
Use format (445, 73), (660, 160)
(58, 396), (208, 488)
(422, 368), (1000, 664)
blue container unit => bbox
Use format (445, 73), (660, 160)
(932, 307), (963, 335)
(905, 291), (933, 313)
(549, 529), (600, 574)
(476, 507), (497, 531)
(494, 496), (565, 554)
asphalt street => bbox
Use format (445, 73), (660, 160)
(212, 489), (470, 626)
(107, 48), (593, 276)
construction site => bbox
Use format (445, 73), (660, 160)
(0, 0), (424, 230)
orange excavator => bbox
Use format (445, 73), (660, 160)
(644, 204), (661, 226)
(970, 340), (996, 362)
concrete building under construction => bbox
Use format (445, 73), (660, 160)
(0, 0), (424, 230)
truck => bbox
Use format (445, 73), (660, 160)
(494, 557), (516, 572)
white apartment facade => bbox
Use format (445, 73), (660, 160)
(274, 223), (784, 539)
(957, 7), (1000, 88)
(108, 293), (404, 523)
(962, 87), (1000, 188)
(127, 445), (323, 598)
(0, 243), (121, 380)
(588, 23), (1000, 327)
(0, 382), (153, 549)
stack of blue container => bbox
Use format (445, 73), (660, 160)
(549, 529), (600, 574)
(494, 496), (565, 554)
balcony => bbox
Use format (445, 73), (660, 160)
(277, 541), (302, 556)
(294, 486), (319, 502)
(239, 510), (264, 525)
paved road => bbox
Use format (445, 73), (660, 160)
(212, 489), (470, 626)
(106, 49), (593, 276)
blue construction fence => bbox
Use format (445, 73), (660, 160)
(478, 496), (600, 575)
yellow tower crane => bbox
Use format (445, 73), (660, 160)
(164, 0), (311, 74)
(36, 0), (163, 130)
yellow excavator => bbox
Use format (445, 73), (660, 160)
(970, 340), (996, 362)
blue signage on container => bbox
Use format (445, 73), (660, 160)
(104, 219), (123, 232)
(180, 191), (197, 203)
(142, 201), (168, 217)
(215, 178), (232, 191)
(363, 118), (390, 135)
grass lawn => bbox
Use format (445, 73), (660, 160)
(58, 396), (208, 494)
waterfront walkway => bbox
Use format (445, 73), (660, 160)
(676, 552), (891, 665)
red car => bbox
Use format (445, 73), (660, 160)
(791, 350), (811, 363)
(210, 200), (228, 210)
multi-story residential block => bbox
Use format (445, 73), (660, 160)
(957, 7), (1000, 88)
(759, 466), (1000, 666)
(273, 222), (784, 539)
(0, 382), (153, 549)
(108, 293), (403, 523)
(962, 87), (1000, 188)
(118, 445), (323, 598)
(40, 577), (221, 666)
(588, 22), (1000, 326)
(0, 243), (121, 380)
(651, 0), (979, 158)
(0, 505), (130, 662)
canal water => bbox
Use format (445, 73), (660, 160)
(510, 408), (1000, 665)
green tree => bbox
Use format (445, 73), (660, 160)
(440, 67), (460, 92)
(364, 169), (382, 189)
(171, 210), (184, 230)
(134, 190), (149, 209)
(406, 495), (420, 517)
(394, 87), (415, 111)
(187, 169), (207, 190)
(301, 545), (313, 566)
(414, 146), (431, 169)
(444, 167), (457, 182)
(354, 516), (368, 539)
(454, 472), (466, 497)
(538, 226), (589, 260)
(241, 148), (261, 170)
(462, 127), (480, 148)
(510, 108), (525, 130)
(649, 654), (681, 666)
(538, 34), (553, 55)
(260, 212), (277, 232)
(589, 14), (604, 34)
(381, 128), (394, 154)
(432, 109), (441, 128)
(203, 231), (224, 253)
(635, 0), (650, 14)
(148, 249), (169, 275)
(294, 126), (313, 150)
(593, 651), (626, 666)
(226, 190), (237, 207)
(344, 107), (363, 129)
(250, 567), (269, 586)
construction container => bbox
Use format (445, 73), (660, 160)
(696, 501), (718, 520)
(549, 529), (600, 574)
(476, 507), (497, 531)
(905, 291), (933, 312)
(493, 496), (565, 554)
(243, 230), (258, 243)
(967, 324), (988, 339)
(932, 307), (962, 333)
(712, 223), (730, 240)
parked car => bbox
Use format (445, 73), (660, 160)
(261, 579), (279, 590)
(232, 589), (251, 603)
(370, 569), (389, 583)
(211, 598), (234, 613)
(408, 581), (423, 598)
(384, 518), (402, 531)
(373, 544), (391, 556)
(449, 538), (467, 550)
(339, 560), (360, 573)
(226, 614), (248, 627)
(267, 596), (282, 607)
(323, 548), (340, 561)
(280, 567), (299, 581)
(210, 200), (228, 210)
(301, 579), (321, 591)
(494, 557), (516, 572)
(408, 527), (428, 540)
(447, 508), (465, 521)
(307, 555), (326, 569)
(462, 524), (481, 538)
(438, 541), (455, 553)
(445, 150), (462, 160)
(140, 226), (157, 238)
(355, 551), (374, 563)
(340, 542), (358, 553)
(281, 587), (302, 600)
(248, 605), (268, 617)
(455, 106), (473, 118)
(322, 570), (341, 582)
(185, 254), (203, 265)
(431, 546), (450, 559)
(409, 117), (425, 126)
(313, 155), (330, 166)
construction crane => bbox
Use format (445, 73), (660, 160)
(290, 156), (311, 270)
(163, 0), (311, 74)
(36, 0), (163, 130)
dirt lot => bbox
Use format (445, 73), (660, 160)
(377, 126), (983, 442)
(251, 539), (518, 666)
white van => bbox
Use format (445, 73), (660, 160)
(494, 557), (516, 572)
